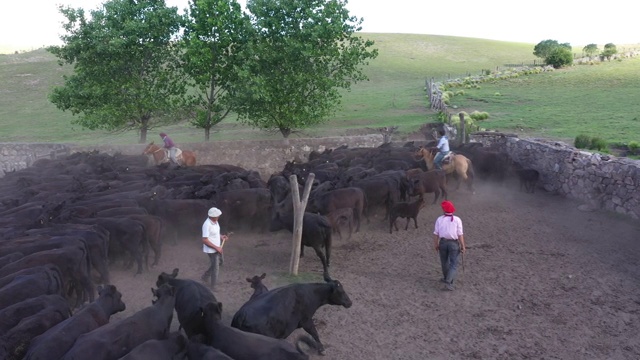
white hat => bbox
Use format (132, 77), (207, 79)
(208, 207), (222, 217)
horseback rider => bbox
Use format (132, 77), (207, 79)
(434, 129), (450, 169)
(159, 132), (178, 164)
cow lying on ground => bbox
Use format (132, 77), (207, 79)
(389, 196), (426, 234)
(203, 302), (317, 360)
(231, 278), (352, 355)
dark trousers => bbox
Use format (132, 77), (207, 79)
(203, 252), (221, 288)
(439, 239), (460, 285)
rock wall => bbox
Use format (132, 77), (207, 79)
(0, 135), (384, 180)
(470, 132), (640, 219)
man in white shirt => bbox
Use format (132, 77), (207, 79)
(433, 200), (466, 291)
(201, 207), (228, 289)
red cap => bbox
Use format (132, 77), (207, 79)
(159, 132), (167, 137)
(441, 200), (455, 214)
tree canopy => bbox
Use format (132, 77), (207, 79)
(182, 0), (251, 141)
(231, 0), (379, 138)
(533, 39), (573, 68)
(48, 0), (188, 143)
(533, 39), (571, 59)
(583, 44), (599, 57)
(601, 43), (618, 60)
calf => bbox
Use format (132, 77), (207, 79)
(516, 168), (540, 193)
(24, 285), (126, 360)
(203, 302), (317, 360)
(389, 196), (426, 234)
(231, 279), (352, 355)
(60, 284), (176, 360)
(156, 268), (219, 339)
(246, 273), (269, 301)
(325, 208), (354, 241)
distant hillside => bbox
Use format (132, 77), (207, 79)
(5, 33), (635, 146)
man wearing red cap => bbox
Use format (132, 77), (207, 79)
(433, 200), (466, 291)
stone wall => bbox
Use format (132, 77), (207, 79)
(0, 135), (384, 180)
(470, 132), (640, 219)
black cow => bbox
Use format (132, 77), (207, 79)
(60, 284), (176, 360)
(307, 185), (366, 233)
(203, 302), (317, 360)
(118, 332), (187, 360)
(156, 268), (220, 339)
(0, 294), (69, 337)
(0, 295), (71, 360)
(389, 196), (426, 233)
(186, 340), (234, 360)
(231, 279), (352, 355)
(246, 273), (269, 301)
(24, 285), (126, 360)
(0, 266), (65, 309)
(270, 204), (333, 281)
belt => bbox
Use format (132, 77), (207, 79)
(440, 238), (458, 241)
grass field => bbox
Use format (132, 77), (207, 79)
(1, 33), (639, 147)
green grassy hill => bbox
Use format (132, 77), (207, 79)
(1, 34), (638, 147)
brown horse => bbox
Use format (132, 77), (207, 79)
(142, 142), (196, 166)
(415, 146), (474, 193)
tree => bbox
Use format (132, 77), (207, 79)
(232, 0), (378, 139)
(545, 47), (573, 68)
(601, 43), (618, 61)
(182, 0), (252, 141)
(583, 43), (598, 58)
(48, 0), (188, 143)
(533, 39), (571, 59)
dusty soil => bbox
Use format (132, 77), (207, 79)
(108, 178), (640, 360)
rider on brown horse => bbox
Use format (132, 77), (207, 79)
(434, 130), (450, 169)
(159, 132), (177, 164)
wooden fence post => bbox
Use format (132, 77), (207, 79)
(459, 112), (466, 144)
(288, 173), (315, 276)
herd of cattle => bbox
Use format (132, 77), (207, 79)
(0, 141), (540, 359)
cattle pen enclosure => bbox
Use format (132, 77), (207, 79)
(1, 135), (639, 360)
(107, 178), (640, 360)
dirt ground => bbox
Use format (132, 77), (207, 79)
(108, 178), (640, 360)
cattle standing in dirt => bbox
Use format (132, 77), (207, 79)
(515, 168), (540, 193)
(389, 196), (426, 233)
(231, 279), (352, 355)
(270, 203), (333, 281)
(24, 285), (126, 360)
(203, 302), (317, 360)
(407, 169), (447, 204)
(60, 284), (176, 360)
(156, 268), (220, 339)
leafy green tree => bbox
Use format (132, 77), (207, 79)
(545, 47), (573, 68)
(583, 43), (598, 57)
(182, 0), (251, 141)
(601, 43), (617, 60)
(48, 0), (188, 143)
(232, 0), (378, 138)
(533, 39), (571, 59)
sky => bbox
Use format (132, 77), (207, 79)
(1, 0), (638, 53)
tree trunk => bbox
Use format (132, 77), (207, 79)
(459, 112), (466, 145)
(205, 127), (211, 141)
(139, 117), (150, 144)
(289, 173), (315, 276)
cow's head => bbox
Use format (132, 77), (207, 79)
(97, 284), (126, 314)
(202, 301), (223, 324)
(156, 268), (179, 287)
(326, 279), (352, 309)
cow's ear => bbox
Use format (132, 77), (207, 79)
(171, 268), (179, 277)
(260, 273), (266, 279)
(217, 302), (223, 313)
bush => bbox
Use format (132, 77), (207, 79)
(574, 134), (591, 148)
(470, 111), (489, 121)
(589, 137), (608, 151)
(628, 141), (640, 154)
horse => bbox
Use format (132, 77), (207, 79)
(415, 146), (475, 193)
(142, 142), (196, 167)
